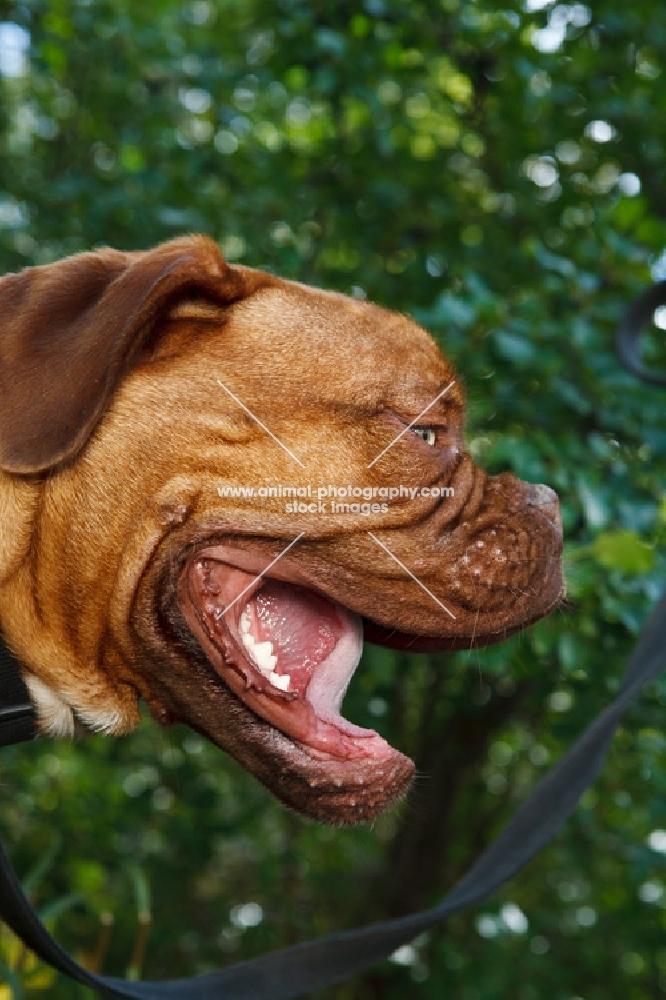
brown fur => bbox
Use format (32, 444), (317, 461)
(0, 236), (563, 824)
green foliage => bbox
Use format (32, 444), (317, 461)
(591, 529), (656, 574)
(0, 1), (665, 997)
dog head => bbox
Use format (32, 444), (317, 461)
(0, 236), (563, 824)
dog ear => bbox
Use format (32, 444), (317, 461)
(0, 235), (264, 475)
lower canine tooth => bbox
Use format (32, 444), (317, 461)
(242, 632), (255, 649)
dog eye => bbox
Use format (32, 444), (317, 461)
(413, 426), (437, 446)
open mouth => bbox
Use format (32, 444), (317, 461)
(178, 547), (396, 765)
(170, 507), (562, 824)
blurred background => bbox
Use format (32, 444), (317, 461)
(0, 0), (665, 997)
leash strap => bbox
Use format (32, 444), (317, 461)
(0, 284), (664, 998)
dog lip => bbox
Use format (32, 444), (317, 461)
(362, 585), (564, 653)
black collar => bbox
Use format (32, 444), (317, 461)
(0, 632), (37, 747)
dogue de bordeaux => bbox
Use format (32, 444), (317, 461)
(0, 236), (563, 824)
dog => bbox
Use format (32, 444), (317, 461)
(0, 235), (563, 824)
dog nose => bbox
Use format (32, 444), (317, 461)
(526, 483), (562, 530)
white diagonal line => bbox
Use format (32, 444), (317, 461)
(367, 380), (456, 469)
(216, 379), (306, 468)
(220, 533), (305, 617)
(367, 531), (456, 620)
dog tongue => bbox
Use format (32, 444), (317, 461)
(250, 580), (342, 681)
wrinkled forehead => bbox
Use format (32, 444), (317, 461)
(225, 283), (458, 405)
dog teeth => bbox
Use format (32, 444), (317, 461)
(237, 624), (286, 689)
(240, 631), (277, 673)
(269, 671), (291, 692)
(253, 641), (274, 670)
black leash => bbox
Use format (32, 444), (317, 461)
(0, 284), (664, 998)
(0, 639), (36, 749)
